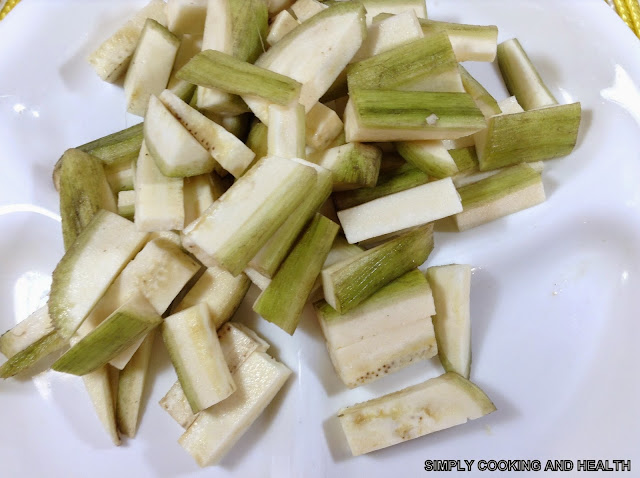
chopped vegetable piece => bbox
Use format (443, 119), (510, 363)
(167, 0), (207, 35)
(459, 65), (501, 118)
(163, 304), (236, 412)
(117, 190), (135, 220)
(266, 10), (299, 46)
(419, 19), (498, 62)
(338, 372), (496, 455)
(182, 156), (317, 275)
(267, 103), (306, 159)
(76, 123), (144, 167)
(395, 140), (458, 179)
(454, 163), (546, 231)
(305, 102), (344, 150)
(497, 38), (558, 111)
(311, 142), (382, 191)
(352, 11), (423, 63)
(49, 210), (149, 339)
(426, 265), (472, 378)
(254, 214), (339, 334)
(337, 178), (461, 244)
(322, 225), (434, 313)
(183, 173), (226, 226)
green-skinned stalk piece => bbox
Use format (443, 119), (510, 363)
(88, 0), (167, 83)
(455, 163), (546, 231)
(345, 89), (486, 142)
(497, 38), (558, 111)
(124, 19), (180, 116)
(163, 304), (236, 413)
(475, 103), (581, 171)
(459, 65), (501, 118)
(159, 89), (255, 178)
(249, 161), (332, 277)
(337, 178), (461, 244)
(49, 210), (149, 339)
(77, 123), (144, 167)
(268, 103), (306, 159)
(178, 50), (302, 106)
(347, 33), (463, 93)
(254, 214), (339, 334)
(315, 270), (437, 387)
(305, 102), (344, 150)
(419, 19), (498, 62)
(144, 95), (214, 178)
(322, 225), (434, 313)
(52, 293), (161, 376)
(197, 0), (268, 114)
(174, 266), (251, 329)
(333, 163), (429, 210)
(312, 142), (381, 191)
(58, 149), (117, 250)
(116, 329), (155, 437)
(395, 141), (458, 179)
(338, 372), (496, 456)
(1, 306), (52, 359)
(0, 330), (66, 379)
(448, 145), (479, 175)
(246, 120), (269, 162)
(246, 2), (367, 123)
(182, 156), (317, 275)
(426, 265), (472, 378)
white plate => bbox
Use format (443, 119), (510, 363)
(1, 1), (640, 476)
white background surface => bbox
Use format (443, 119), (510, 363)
(1, 0), (640, 476)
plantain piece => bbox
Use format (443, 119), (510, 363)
(459, 65), (501, 119)
(246, 120), (269, 162)
(167, 0), (207, 35)
(254, 214), (339, 334)
(167, 34), (203, 102)
(124, 19), (180, 116)
(419, 18), (498, 62)
(57, 149), (117, 250)
(49, 210), (149, 339)
(181, 156), (317, 275)
(311, 142), (381, 191)
(144, 95), (214, 178)
(105, 161), (135, 194)
(248, 160), (332, 278)
(178, 351), (291, 467)
(338, 372), (496, 455)
(116, 329), (155, 437)
(395, 140), (458, 179)
(454, 163), (546, 231)
(196, 0), (268, 114)
(183, 173), (226, 226)
(426, 264), (472, 378)
(337, 178), (461, 244)
(245, 2), (367, 123)
(88, 0), (167, 83)
(315, 270), (436, 387)
(83, 366), (121, 445)
(134, 140), (185, 232)
(159, 89), (255, 178)
(347, 33), (463, 93)
(267, 103), (306, 159)
(352, 11), (423, 63)
(345, 89), (486, 142)
(179, 50), (302, 106)
(76, 123), (144, 167)
(174, 266), (251, 329)
(163, 304), (236, 413)
(333, 164), (427, 209)
(322, 225), (433, 313)
(117, 190), (135, 220)
(52, 293), (161, 376)
(305, 102), (343, 150)
(360, 0), (426, 24)
(475, 103), (581, 171)
(266, 10), (299, 46)
(497, 38), (558, 111)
